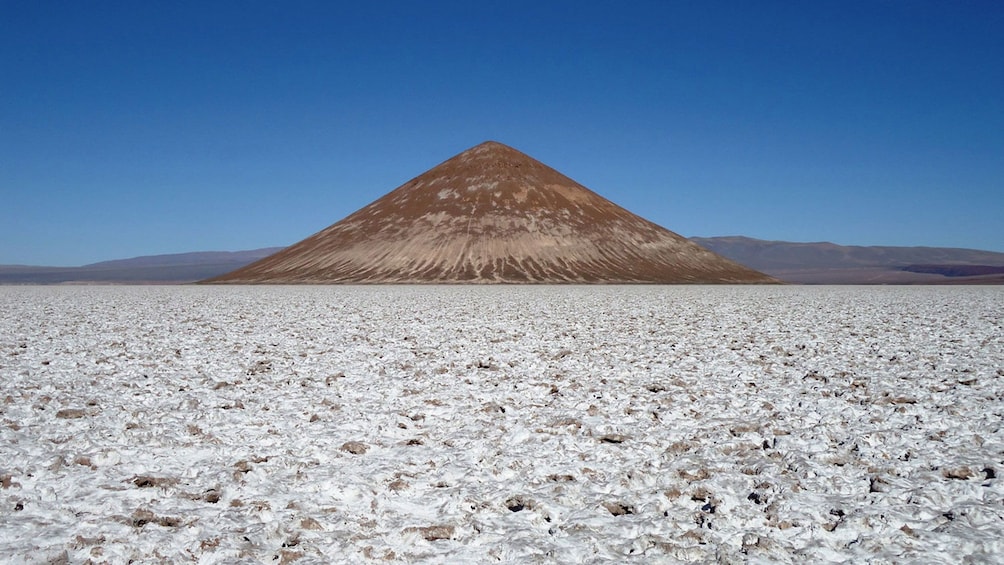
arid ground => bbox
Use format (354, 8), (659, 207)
(1, 286), (1001, 563)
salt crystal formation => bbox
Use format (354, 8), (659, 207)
(1, 285), (1002, 562)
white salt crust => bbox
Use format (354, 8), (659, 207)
(0, 285), (1002, 563)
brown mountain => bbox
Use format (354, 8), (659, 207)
(207, 141), (777, 284)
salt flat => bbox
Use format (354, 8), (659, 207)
(1, 285), (1002, 564)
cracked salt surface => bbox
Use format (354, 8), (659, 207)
(1, 285), (1002, 563)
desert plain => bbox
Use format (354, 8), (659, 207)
(1, 285), (1002, 563)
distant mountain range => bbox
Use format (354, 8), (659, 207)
(691, 236), (1004, 284)
(0, 248), (283, 284)
(2, 238), (1002, 284)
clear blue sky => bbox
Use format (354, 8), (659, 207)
(3, 1), (1002, 265)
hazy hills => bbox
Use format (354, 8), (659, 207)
(0, 248), (282, 284)
(692, 236), (1004, 284)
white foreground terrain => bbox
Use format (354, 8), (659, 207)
(1, 285), (1002, 564)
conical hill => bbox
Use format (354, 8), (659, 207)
(206, 141), (778, 284)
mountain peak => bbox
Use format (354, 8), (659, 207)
(449, 140), (527, 161)
(472, 139), (508, 149)
(207, 142), (777, 284)
(440, 141), (552, 177)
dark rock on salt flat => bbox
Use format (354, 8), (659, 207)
(403, 524), (455, 541)
(341, 441), (369, 455)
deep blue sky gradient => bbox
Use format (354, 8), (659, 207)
(3, 1), (1002, 265)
